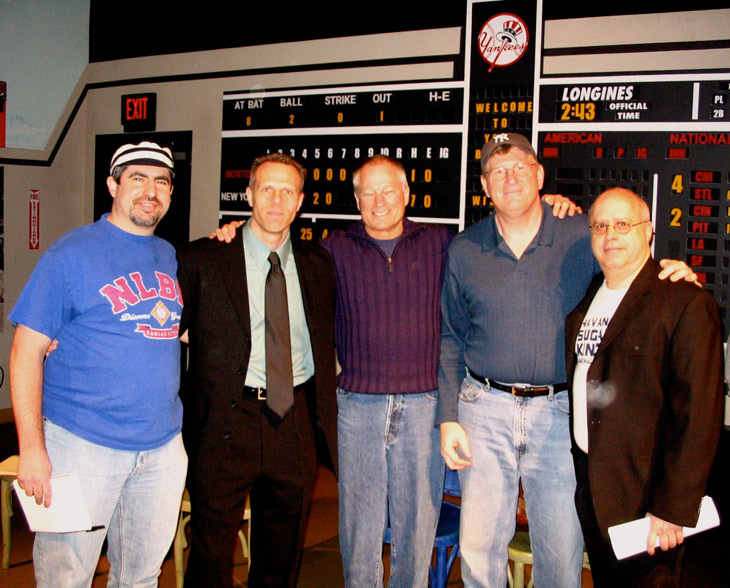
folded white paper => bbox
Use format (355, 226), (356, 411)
(608, 496), (720, 560)
(13, 473), (93, 533)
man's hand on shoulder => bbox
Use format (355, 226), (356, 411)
(209, 220), (245, 243)
(658, 259), (700, 285)
(542, 194), (582, 218)
(646, 513), (684, 555)
(17, 446), (53, 507)
(440, 422), (473, 470)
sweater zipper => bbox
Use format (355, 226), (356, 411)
(349, 223), (424, 273)
(353, 234), (395, 272)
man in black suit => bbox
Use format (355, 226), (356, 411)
(177, 153), (336, 588)
(566, 188), (724, 587)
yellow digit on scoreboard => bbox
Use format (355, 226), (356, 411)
(670, 207), (682, 227)
(671, 175), (684, 194)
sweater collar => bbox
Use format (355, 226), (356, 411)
(345, 217), (424, 242)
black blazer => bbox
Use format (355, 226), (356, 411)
(176, 231), (337, 471)
(565, 258), (723, 537)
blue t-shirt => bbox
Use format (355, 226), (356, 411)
(9, 216), (183, 450)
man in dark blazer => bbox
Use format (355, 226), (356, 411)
(566, 188), (724, 587)
(177, 153), (336, 588)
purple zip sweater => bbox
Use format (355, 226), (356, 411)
(321, 218), (453, 394)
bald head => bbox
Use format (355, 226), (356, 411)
(589, 188), (653, 289)
(589, 188), (650, 226)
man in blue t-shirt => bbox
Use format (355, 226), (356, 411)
(9, 141), (187, 587)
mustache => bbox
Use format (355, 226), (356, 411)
(133, 195), (161, 205)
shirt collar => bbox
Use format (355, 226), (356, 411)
(482, 200), (556, 253)
(242, 222), (292, 271)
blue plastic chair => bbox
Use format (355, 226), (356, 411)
(384, 467), (461, 588)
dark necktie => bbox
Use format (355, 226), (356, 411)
(265, 251), (294, 418)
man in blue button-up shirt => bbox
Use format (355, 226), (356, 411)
(438, 133), (695, 588)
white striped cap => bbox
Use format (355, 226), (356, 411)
(109, 141), (174, 174)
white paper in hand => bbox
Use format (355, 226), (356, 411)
(13, 473), (93, 533)
(608, 496), (720, 560)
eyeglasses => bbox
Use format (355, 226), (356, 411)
(589, 220), (650, 235)
(484, 162), (537, 181)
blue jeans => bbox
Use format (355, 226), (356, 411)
(457, 375), (583, 588)
(34, 419), (187, 588)
(337, 390), (444, 588)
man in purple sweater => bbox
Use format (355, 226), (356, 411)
(321, 155), (452, 587)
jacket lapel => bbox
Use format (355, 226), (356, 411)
(216, 230), (251, 335)
(593, 258), (657, 355)
(291, 240), (314, 324)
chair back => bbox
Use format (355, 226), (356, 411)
(444, 467), (461, 497)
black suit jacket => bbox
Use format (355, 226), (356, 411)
(565, 258), (723, 538)
(176, 230), (337, 472)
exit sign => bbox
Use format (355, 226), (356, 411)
(121, 93), (156, 132)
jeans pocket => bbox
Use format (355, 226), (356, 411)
(458, 378), (484, 402)
(552, 390), (570, 415)
(425, 390), (439, 403)
(336, 387), (351, 400)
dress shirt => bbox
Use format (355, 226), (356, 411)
(242, 223), (314, 388)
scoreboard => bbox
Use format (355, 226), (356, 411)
(537, 78), (730, 325)
(220, 83), (465, 242)
(216, 1), (730, 331)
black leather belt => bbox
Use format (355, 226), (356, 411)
(243, 379), (312, 401)
(466, 367), (566, 398)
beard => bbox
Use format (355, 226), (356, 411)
(129, 198), (163, 228)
